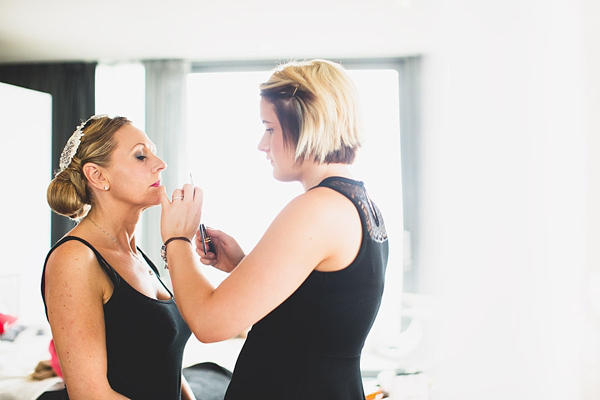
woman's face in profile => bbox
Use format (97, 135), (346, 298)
(258, 97), (296, 182)
(104, 124), (167, 207)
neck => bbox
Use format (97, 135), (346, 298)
(299, 163), (353, 191)
(85, 206), (142, 252)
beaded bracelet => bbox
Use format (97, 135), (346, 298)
(160, 236), (192, 266)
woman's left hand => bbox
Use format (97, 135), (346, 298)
(159, 184), (203, 242)
(196, 227), (245, 273)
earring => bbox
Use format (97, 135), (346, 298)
(104, 185), (109, 191)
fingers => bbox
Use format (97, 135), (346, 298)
(159, 186), (170, 206)
(204, 227), (222, 240)
(161, 183), (203, 240)
(180, 184), (192, 202)
(178, 184), (203, 203)
(169, 184), (203, 203)
(171, 189), (183, 202)
(194, 187), (203, 203)
(198, 251), (217, 266)
(195, 243), (217, 265)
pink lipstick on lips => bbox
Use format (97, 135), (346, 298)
(151, 180), (161, 187)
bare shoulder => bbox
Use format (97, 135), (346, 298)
(270, 186), (361, 251)
(46, 239), (98, 276)
(280, 186), (362, 271)
(282, 185), (359, 224)
(45, 239), (107, 298)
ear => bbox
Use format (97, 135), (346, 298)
(82, 162), (109, 191)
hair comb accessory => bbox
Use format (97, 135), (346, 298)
(58, 114), (105, 174)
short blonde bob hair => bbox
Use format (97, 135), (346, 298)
(47, 116), (131, 220)
(259, 59), (362, 164)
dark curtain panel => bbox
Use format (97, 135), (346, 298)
(0, 62), (96, 244)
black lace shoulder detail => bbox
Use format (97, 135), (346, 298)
(318, 177), (388, 243)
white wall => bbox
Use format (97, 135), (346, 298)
(0, 82), (52, 325)
(582, 0), (600, 397)
(416, 0), (597, 399)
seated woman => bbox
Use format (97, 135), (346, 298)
(160, 59), (389, 399)
(42, 115), (195, 400)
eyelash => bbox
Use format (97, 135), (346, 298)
(136, 154), (147, 161)
(265, 128), (274, 134)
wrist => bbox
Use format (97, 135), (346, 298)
(161, 236), (192, 266)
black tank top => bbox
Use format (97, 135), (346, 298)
(41, 236), (191, 400)
(225, 176), (389, 400)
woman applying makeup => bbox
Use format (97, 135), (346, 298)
(161, 60), (389, 400)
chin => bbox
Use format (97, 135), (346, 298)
(145, 195), (162, 207)
(272, 170), (296, 183)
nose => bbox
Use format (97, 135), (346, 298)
(257, 131), (269, 153)
(153, 154), (167, 172)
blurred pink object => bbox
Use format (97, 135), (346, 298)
(0, 313), (17, 334)
(49, 339), (63, 378)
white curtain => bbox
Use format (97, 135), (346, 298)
(141, 60), (190, 285)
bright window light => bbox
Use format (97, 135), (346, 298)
(95, 63), (146, 130)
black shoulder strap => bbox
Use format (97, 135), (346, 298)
(136, 246), (160, 276)
(136, 247), (176, 297)
(43, 235), (120, 286)
(316, 176), (387, 243)
(41, 236), (120, 320)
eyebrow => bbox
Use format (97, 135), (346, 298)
(132, 143), (157, 153)
(262, 119), (272, 124)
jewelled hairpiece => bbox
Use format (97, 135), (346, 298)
(58, 115), (104, 173)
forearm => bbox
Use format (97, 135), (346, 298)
(167, 241), (218, 340)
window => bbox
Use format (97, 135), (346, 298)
(95, 63), (146, 129)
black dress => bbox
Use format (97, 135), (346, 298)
(225, 176), (389, 400)
(41, 236), (191, 400)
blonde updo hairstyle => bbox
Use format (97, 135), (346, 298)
(47, 116), (131, 220)
(259, 59), (362, 164)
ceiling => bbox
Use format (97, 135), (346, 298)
(0, 0), (431, 64)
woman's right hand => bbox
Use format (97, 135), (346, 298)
(159, 184), (203, 242)
(195, 227), (245, 273)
